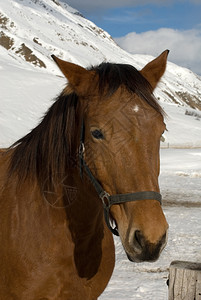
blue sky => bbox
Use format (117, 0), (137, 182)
(65, 0), (201, 74)
(85, 2), (201, 38)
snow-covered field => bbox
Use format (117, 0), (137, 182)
(160, 149), (201, 205)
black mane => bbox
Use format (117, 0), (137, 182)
(9, 92), (79, 190)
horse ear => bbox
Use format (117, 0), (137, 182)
(51, 55), (95, 95)
(140, 50), (169, 91)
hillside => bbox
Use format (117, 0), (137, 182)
(0, 0), (201, 147)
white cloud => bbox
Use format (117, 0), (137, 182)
(115, 28), (201, 75)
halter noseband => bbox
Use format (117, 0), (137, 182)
(79, 120), (162, 236)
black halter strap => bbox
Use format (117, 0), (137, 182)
(79, 120), (162, 236)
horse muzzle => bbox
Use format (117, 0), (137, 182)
(124, 230), (167, 263)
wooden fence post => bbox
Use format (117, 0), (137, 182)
(168, 261), (201, 300)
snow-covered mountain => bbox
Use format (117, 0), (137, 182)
(0, 0), (121, 70)
(1, 0), (201, 108)
(0, 0), (201, 147)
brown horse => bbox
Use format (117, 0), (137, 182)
(0, 50), (169, 299)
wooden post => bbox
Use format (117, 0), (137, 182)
(168, 261), (201, 300)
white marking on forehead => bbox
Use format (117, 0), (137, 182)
(132, 105), (139, 113)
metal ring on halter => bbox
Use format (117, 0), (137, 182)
(100, 191), (110, 207)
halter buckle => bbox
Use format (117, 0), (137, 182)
(79, 142), (85, 157)
(100, 191), (110, 207)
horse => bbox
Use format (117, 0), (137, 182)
(0, 50), (169, 299)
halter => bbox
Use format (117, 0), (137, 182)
(79, 120), (162, 236)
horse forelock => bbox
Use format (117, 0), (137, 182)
(90, 63), (164, 116)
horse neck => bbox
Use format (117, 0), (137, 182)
(62, 168), (106, 279)
(64, 167), (104, 234)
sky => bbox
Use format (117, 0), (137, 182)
(64, 0), (201, 75)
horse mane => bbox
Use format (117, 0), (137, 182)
(9, 91), (79, 191)
(9, 62), (163, 191)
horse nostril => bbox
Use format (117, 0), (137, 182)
(134, 230), (144, 250)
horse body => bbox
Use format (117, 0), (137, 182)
(0, 50), (169, 299)
(0, 150), (114, 299)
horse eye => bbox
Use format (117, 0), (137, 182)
(91, 129), (104, 140)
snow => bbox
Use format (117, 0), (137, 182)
(161, 103), (201, 148)
(0, 1), (201, 299)
(0, 47), (65, 147)
(160, 149), (201, 204)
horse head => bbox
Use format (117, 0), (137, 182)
(52, 51), (169, 263)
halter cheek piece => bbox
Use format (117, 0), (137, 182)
(79, 121), (162, 236)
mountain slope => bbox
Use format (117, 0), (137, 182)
(0, 0), (121, 70)
(0, 0), (201, 147)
